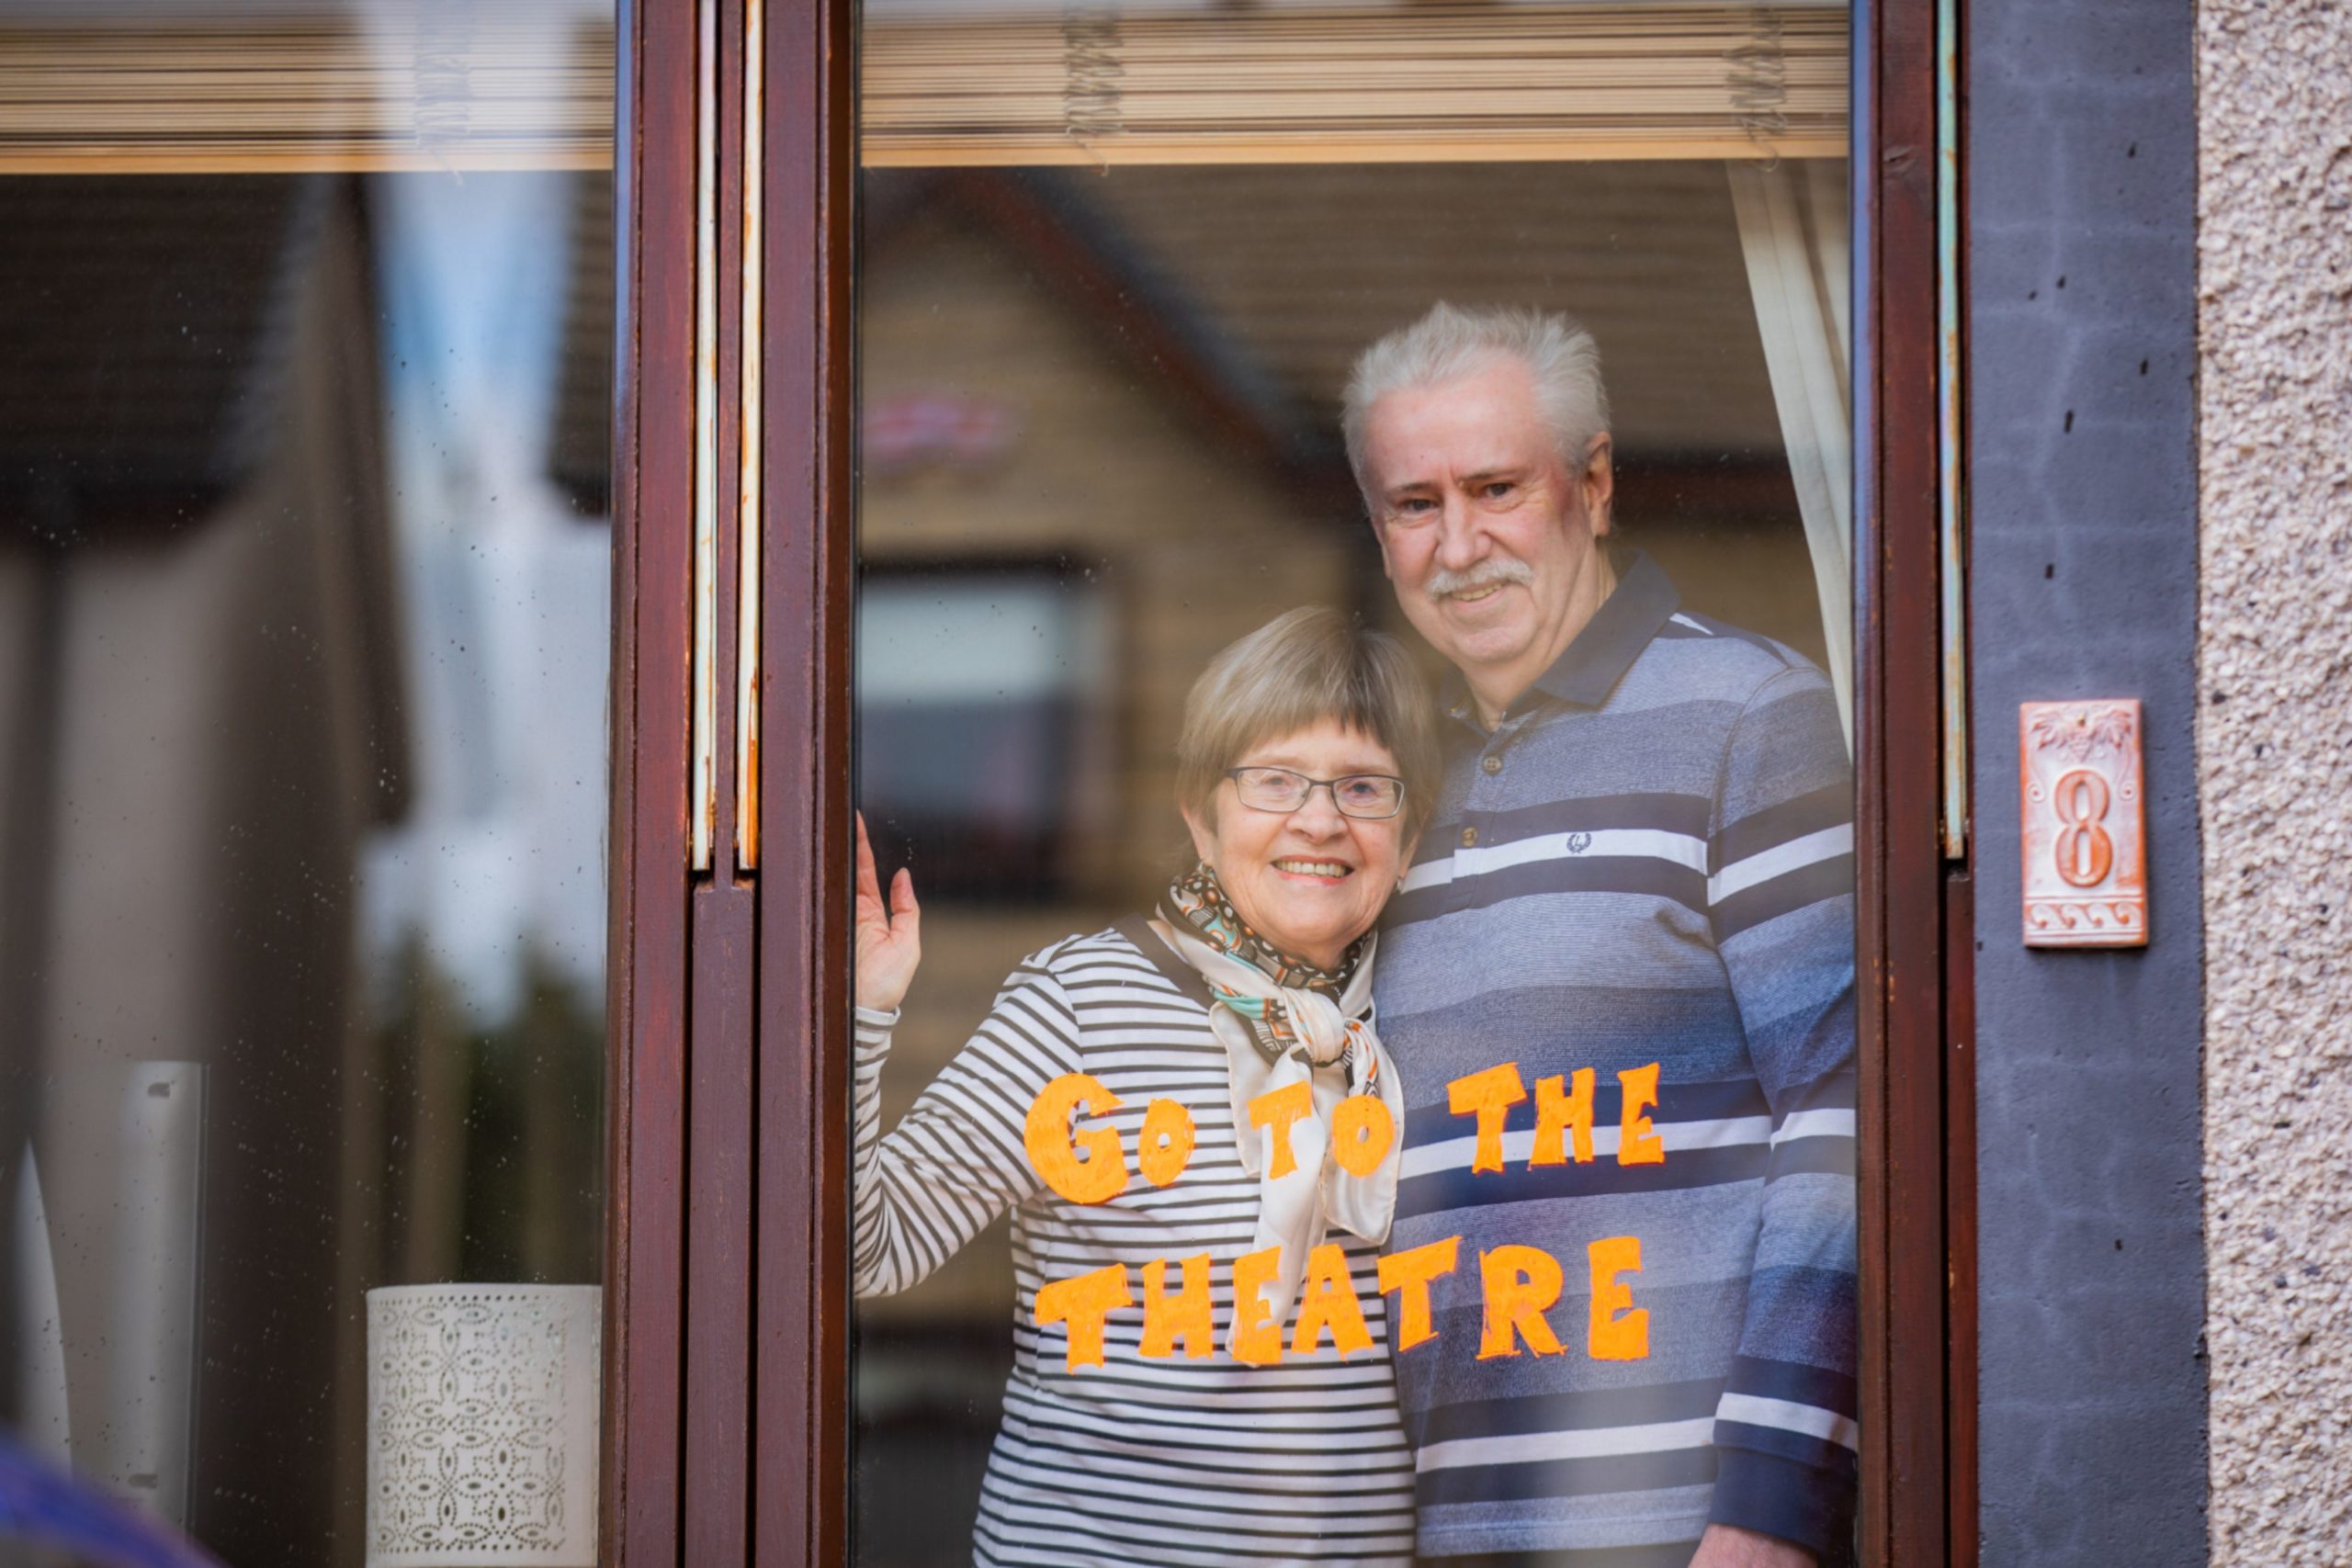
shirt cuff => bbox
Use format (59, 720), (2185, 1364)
(1707, 1446), (1851, 1563)
(854, 1007), (899, 1059)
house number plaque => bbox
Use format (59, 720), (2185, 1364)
(2018, 699), (2147, 948)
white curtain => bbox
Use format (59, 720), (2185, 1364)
(1726, 158), (1853, 751)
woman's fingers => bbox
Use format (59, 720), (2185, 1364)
(854, 815), (918, 967)
(854, 844), (920, 1014)
(889, 869), (922, 957)
(854, 811), (879, 904)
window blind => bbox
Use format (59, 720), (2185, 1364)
(0, 4), (613, 175)
(0, 2), (1844, 175)
(863, 2), (1846, 167)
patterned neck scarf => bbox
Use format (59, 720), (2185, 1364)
(1159, 862), (1369, 1064)
(1148, 862), (1404, 1343)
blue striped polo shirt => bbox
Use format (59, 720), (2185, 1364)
(1373, 551), (1858, 1564)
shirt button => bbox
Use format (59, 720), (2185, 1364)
(1460, 826), (1479, 848)
(1482, 754), (1503, 775)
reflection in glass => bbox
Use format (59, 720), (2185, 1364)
(853, 5), (1855, 1564)
(0, 6), (614, 1563)
(859, 570), (1114, 903)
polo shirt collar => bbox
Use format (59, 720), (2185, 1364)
(1440, 548), (1680, 725)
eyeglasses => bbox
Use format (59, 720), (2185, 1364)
(1225, 766), (1408, 820)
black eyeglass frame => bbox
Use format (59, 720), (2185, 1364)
(1221, 765), (1409, 820)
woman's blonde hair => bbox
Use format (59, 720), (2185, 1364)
(1176, 606), (1440, 840)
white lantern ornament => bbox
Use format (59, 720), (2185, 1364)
(366, 1284), (601, 1568)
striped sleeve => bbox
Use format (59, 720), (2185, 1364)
(1704, 663), (1860, 1557)
(852, 957), (1084, 1299)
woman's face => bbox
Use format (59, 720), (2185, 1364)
(1182, 716), (1416, 971)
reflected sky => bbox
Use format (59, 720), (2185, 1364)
(360, 168), (609, 1024)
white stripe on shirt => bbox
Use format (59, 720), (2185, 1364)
(1402, 828), (1710, 895)
(1716, 1392), (1860, 1451)
(1416, 1416), (1718, 1472)
(1399, 1116), (1777, 1179)
(1709, 823), (1856, 904)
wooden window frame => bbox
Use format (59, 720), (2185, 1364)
(599, 0), (1975, 1564)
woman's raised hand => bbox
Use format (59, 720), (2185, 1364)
(854, 812), (922, 1014)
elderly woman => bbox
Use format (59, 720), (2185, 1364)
(854, 604), (1438, 1566)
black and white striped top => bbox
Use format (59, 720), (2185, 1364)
(854, 917), (1415, 1567)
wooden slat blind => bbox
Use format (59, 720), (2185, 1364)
(0, 5), (614, 175)
(0, 3), (1842, 175)
(863, 3), (1847, 167)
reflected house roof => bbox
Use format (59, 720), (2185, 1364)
(868, 161), (1818, 656)
(545, 156), (1793, 506)
(1065, 159), (1791, 458)
(542, 151), (1819, 673)
(547, 162), (1330, 512)
(874, 160), (1791, 465)
(869, 168), (1329, 482)
(0, 176), (322, 520)
(541, 152), (1816, 653)
(0, 172), (409, 824)
(850, 159), (1819, 661)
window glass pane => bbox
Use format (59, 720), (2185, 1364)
(0, 6), (615, 1563)
(851, 4), (1859, 1564)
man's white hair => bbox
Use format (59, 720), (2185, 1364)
(1340, 302), (1611, 506)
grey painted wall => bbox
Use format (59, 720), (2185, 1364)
(1966, 0), (2206, 1562)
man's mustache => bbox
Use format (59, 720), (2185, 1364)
(1426, 558), (1534, 603)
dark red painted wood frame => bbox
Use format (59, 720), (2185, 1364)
(1853, 0), (1978, 1563)
(604, 0), (688, 1562)
(599, 0), (1978, 1563)
(603, 2), (854, 1563)
(752, 1), (858, 1565)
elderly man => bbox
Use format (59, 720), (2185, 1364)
(1352, 304), (1857, 1568)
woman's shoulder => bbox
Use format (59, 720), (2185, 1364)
(1015, 917), (1210, 1008)
(1018, 919), (1166, 983)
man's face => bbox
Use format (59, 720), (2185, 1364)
(1363, 357), (1614, 712)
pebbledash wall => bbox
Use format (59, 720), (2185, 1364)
(1966, 0), (2207, 1564)
(2197, 2), (2352, 1564)
(1972, 0), (2352, 1562)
